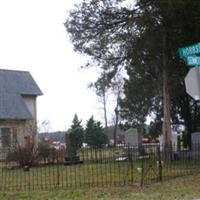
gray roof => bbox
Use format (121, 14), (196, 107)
(0, 69), (43, 120)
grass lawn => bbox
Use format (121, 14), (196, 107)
(0, 161), (141, 190)
(0, 158), (200, 192)
(0, 174), (200, 200)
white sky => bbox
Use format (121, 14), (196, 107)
(0, 0), (116, 131)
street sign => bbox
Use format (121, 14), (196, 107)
(184, 67), (200, 100)
(186, 56), (200, 66)
(179, 42), (200, 59)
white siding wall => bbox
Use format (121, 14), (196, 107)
(0, 95), (38, 149)
(22, 95), (37, 119)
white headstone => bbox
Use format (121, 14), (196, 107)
(159, 131), (178, 152)
(191, 132), (200, 149)
(124, 128), (141, 146)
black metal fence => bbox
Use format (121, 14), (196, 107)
(140, 144), (200, 186)
(0, 144), (199, 191)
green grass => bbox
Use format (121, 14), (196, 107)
(0, 158), (200, 191)
(0, 161), (141, 190)
(1, 147), (200, 199)
(0, 174), (200, 199)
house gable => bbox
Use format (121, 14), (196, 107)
(0, 69), (42, 120)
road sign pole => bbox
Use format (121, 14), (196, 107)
(197, 67), (200, 95)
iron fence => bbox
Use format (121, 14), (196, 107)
(0, 144), (199, 191)
(140, 144), (200, 186)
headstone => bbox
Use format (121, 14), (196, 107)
(172, 132), (178, 152)
(191, 132), (200, 150)
(64, 134), (83, 165)
(124, 128), (141, 146)
(117, 128), (141, 160)
(159, 131), (178, 152)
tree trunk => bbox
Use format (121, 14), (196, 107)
(185, 96), (192, 149)
(103, 91), (108, 129)
(163, 66), (172, 147)
(179, 95), (192, 148)
(113, 95), (119, 147)
(162, 34), (172, 156)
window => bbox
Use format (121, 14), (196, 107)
(0, 128), (17, 148)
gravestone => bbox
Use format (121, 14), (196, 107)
(124, 128), (142, 146)
(159, 132), (178, 152)
(190, 132), (200, 160)
(191, 132), (200, 149)
(64, 134), (83, 165)
(123, 128), (142, 158)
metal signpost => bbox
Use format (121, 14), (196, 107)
(179, 42), (200, 100)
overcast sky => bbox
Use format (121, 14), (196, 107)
(0, 0), (116, 131)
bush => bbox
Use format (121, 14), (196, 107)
(16, 145), (38, 167)
(7, 134), (37, 167)
(38, 141), (52, 162)
(38, 141), (65, 164)
(6, 150), (18, 162)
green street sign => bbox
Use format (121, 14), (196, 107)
(186, 56), (200, 66)
(179, 42), (200, 59)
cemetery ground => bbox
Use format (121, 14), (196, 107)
(1, 145), (200, 199)
(0, 174), (200, 200)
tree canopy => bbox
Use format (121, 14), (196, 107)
(66, 114), (84, 157)
(65, 0), (200, 146)
(85, 116), (108, 148)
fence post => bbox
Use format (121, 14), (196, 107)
(56, 150), (60, 189)
(140, 145), (144, 188)
(128, 145), (134, 184)
(158, 145), (162, 182)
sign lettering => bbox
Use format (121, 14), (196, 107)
(179, 42), (200, 59)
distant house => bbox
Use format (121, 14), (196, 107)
(0, 69), (42, 148)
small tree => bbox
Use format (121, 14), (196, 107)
(85, 116), (108, 148)
(37, 140), (52, 163)
(89, 72), (111, 129)
(66, 114), (84, 158)
(7, 120), (38, 168)
(38, 120), (51, 140)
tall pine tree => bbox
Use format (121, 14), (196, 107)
(66, 114), (84, 158)
(85, 116), (108, 148)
